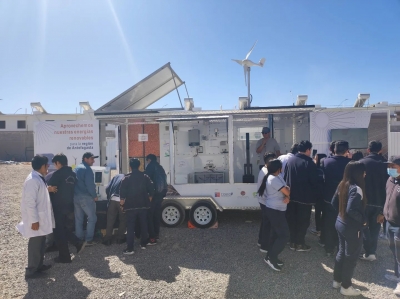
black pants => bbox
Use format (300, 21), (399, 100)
(26, 236), (46, 276)
(333, 220), (363, 289)
(259, 203), (271, 251)
(265, 207), (289, 262)
(314, 199), (323, 232)
(148, 192), (164, 239)
(322, 201), (339, 253)
(363, 206), (381, 255)
(126, 209), (148, 250)
(387, 222), (400, 277)
(286, 201), (312, 245)
(53, 210), (82, 262)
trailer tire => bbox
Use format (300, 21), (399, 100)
(189, 200), (217, 228)
(161, 201), (185, 228)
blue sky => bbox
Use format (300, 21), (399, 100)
(0, 0), (399, 114)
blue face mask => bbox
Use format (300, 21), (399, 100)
(388, 168), (400, 178)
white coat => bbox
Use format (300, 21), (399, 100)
(16, 171), (55, 238)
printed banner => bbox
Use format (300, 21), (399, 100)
(34, 121), (100, 168)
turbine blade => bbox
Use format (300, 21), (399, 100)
(245, 40), (258, 60)
(232, 59), (243, 65)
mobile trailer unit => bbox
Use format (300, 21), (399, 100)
(95, 105), (393, 228)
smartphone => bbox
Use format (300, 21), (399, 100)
(312, 149), (317, 157)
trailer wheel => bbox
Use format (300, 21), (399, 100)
(161, 201), (185, 228)
(189, 200), (217, 228)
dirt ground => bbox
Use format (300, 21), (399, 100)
(1, 164), (399, 299)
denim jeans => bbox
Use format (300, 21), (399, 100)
(387, 222), (400, 277)
(148, 193), (164, 239)
(363, 206), (382, 255)
(74, 195), (97, 242)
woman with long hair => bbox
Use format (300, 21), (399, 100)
(331, 161), (367, 296)
(257, 159), (290, 272)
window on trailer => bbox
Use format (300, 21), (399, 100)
(0, 121), (5, 129)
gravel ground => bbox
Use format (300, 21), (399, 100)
(1, 164), (399, 299)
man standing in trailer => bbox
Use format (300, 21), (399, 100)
(256, 127), (281, 169)
(17, 155), (54, 279)
(284, 140), (318, 252)
(359, 141), (388, 261)
(74, 152), (99, 246)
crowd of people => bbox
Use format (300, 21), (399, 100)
(17, 152), (167, 279)
(15, 127), (400, 297)
(256, 126), (400, 296)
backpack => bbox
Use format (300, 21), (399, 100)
(153, 164), (168, 194)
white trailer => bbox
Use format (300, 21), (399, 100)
(96, 104), (396, 228)
(94, 63), (399, 228)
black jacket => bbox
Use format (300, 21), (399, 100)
(120, 170), (155, 210)
(106, 174), (125, 200)
(359, 153), (388, 210)
(332, 184), (366, 230)
(284, 153), (318, 204)
(47, 166), (76, 213)
(145, 160), (167, 195)
(384, 177), (400, 226)
(321, 156), (351, 204)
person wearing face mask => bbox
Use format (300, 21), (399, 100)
(358, 141), (388, 261)
(383, 156), (400, 295)
(284, 140), (318, 252)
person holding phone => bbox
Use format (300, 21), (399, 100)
(258, 159), (290, 271)
(331, 161), (367, 296)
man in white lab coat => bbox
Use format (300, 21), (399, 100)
(16, 155), (55, 279)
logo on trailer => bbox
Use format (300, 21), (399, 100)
(241, 191), (246, 196)
(215, 192), (233, 198)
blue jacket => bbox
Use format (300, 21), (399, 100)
(74, 162), (97, 198)
(106, 174), (125, 200)
(332, 184), (366, 230)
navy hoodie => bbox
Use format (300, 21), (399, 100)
(321, 156), (351, 204)
(284, 153), (318, 204)
(332, 184), (366, 230)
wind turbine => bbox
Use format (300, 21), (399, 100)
(232, 40), (266, 107)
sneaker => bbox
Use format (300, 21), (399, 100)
(54, 257), (72, 264)
(155, 235), (160, 240)
(332, 281), (341, 289)
(276, 258), (284, 266)
(394, 283), (400, 295)
(259, 248), (268, 253)
(296, 244), (311, 252)
(289, 243), (296, 250)
(123, 249), (134, 255)
(310, 228), (321, 236)
(385, 274), (400, 283)
(141, 246), (146, 250)
(37, 264), (52, 272)
(318, 240), (325, 247)
(76, 242), (86, 254)
(147, 238), (157, 246)
(257, 242), (261, 247)
(359, 254), (376, 261)
(85, 241), (98, 247)
(340, 286), (361, 296)
(264, 258), (282, 272)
